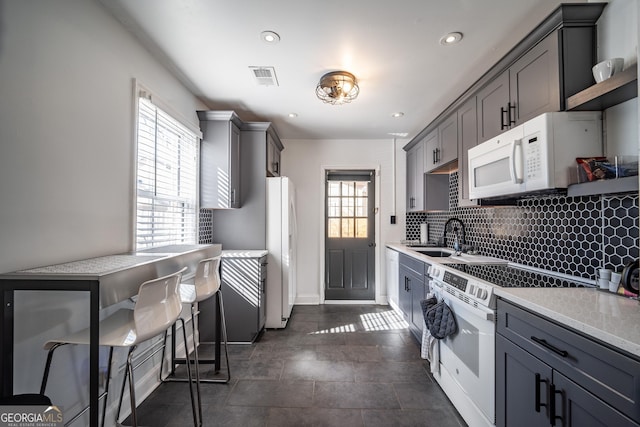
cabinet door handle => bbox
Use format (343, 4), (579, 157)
(508, 102), (516, 125)
(231, 189), (236, 205)
(530, 336), (569, 358)
(435, 148), (440, 163)
(273, 162), (279, 174)
(534, 373), (547, 413)
(432, 149), (437, 164)
(549, 384), (563, 427)
(500, 106), (508, 130)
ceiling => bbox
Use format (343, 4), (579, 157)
(99, 0), (582, 141)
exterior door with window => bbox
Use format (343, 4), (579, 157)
(325, 170), (375, 300)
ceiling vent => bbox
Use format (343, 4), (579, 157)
(249, 66), (279, 86)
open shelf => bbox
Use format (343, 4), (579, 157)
(567, 63), (637, 111)
(567, 175), (639, 197)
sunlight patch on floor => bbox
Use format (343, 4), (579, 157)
(310, 323), (357, 334)
(309, 309), (408, 334)
(360, 310), (408, 331)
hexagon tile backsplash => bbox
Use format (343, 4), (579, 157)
(408, 172), (639, 280)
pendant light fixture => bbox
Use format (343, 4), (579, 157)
(315, 71), (360, 105)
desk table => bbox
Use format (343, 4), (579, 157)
(0, 244), (221, 426)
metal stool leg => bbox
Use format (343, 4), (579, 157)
(179, 317), (201, 426)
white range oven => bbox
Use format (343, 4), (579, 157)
(428, 264), (497, 427)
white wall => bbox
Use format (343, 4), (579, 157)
(595, 0), (639, 156)
(281, 138), (407, 305)
(0, 0), (205, 422)
(0, 0), (205, 274)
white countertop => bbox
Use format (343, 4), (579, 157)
(386, 242), (508, 265)
(221, 250), (268, 258)
(495, 287), (640, 358)
(387, 242), (640, 358)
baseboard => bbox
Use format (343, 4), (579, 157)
(294, 294), (320, 305)
(323, 300), (377, 305)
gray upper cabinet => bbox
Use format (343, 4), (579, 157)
(477, 70), (510, 142)
(210, 120), (283, 250)
(477, 34), (559, 142)
(198, 111), (242, 209)
(457, 96), (478, 207)
(406, 138), (425, 211)
(424, 115), (457, 173)
(402, 3), (604, 206)
(477, 25), (597, 143)
(266, 132), (283, 177)
(509, 32), (560, 124)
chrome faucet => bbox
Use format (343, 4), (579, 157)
(443, 217), (466, 254)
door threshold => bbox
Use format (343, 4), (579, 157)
(323, 300), (377, 305)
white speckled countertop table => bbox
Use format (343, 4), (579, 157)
(495, 287), (640, 358)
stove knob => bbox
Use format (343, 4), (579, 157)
(476, 288), (488, 300)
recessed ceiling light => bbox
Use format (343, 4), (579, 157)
(391, 112), (404, 118)
(440, 32), (463, 45)
(288, 113), (298, 118)
(389, 132), (409, 137)
(260, 31), (280, 43)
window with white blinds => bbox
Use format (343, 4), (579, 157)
(135, 96), (198, 250)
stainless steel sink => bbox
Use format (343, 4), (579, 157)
(416, 250), (451, 258)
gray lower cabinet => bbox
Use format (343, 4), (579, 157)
(496, 299), (640, 427)
(220, 255), (267, 343)
(398, 254), (427, 340)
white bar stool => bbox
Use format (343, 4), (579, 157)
(40, 268), (200, 427)
(161, 256), (230, 420)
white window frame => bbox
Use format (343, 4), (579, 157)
(133, 83), (201, 250)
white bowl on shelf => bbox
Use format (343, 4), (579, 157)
(592, 58), (624, 83)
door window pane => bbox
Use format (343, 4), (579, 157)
(356, 218), (368, 238)
(341, 218), (354, 238)
(328, 197), (340, 217)
(328, 218), (341, 238)
(327, 179), (368, 239)
(328, 181), (341, 197)
(355, 197), (367, 217)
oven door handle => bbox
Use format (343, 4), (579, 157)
(434, 287), (495, 321)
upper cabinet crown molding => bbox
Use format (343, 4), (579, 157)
(197, 110), (243, 128)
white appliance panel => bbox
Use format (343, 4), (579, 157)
(266, 177), (297, 328)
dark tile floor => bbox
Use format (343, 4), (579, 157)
(134, 305), (467, 426)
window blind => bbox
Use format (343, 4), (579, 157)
(135, 96), (198, 250)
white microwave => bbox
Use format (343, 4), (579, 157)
(468, 111), (602, 200)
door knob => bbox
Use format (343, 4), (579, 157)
(368, 243), (376, 247)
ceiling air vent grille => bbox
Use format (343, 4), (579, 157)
(249, 66), (279, 86)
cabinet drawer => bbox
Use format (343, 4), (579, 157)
(399, 253), (424, 275)
(497, 299), (640, 422)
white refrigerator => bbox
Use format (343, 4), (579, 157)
(266, 177), (297, 328)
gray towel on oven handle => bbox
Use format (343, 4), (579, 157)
(420, 294), (440, 374)
(421, 297), (457, 339)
